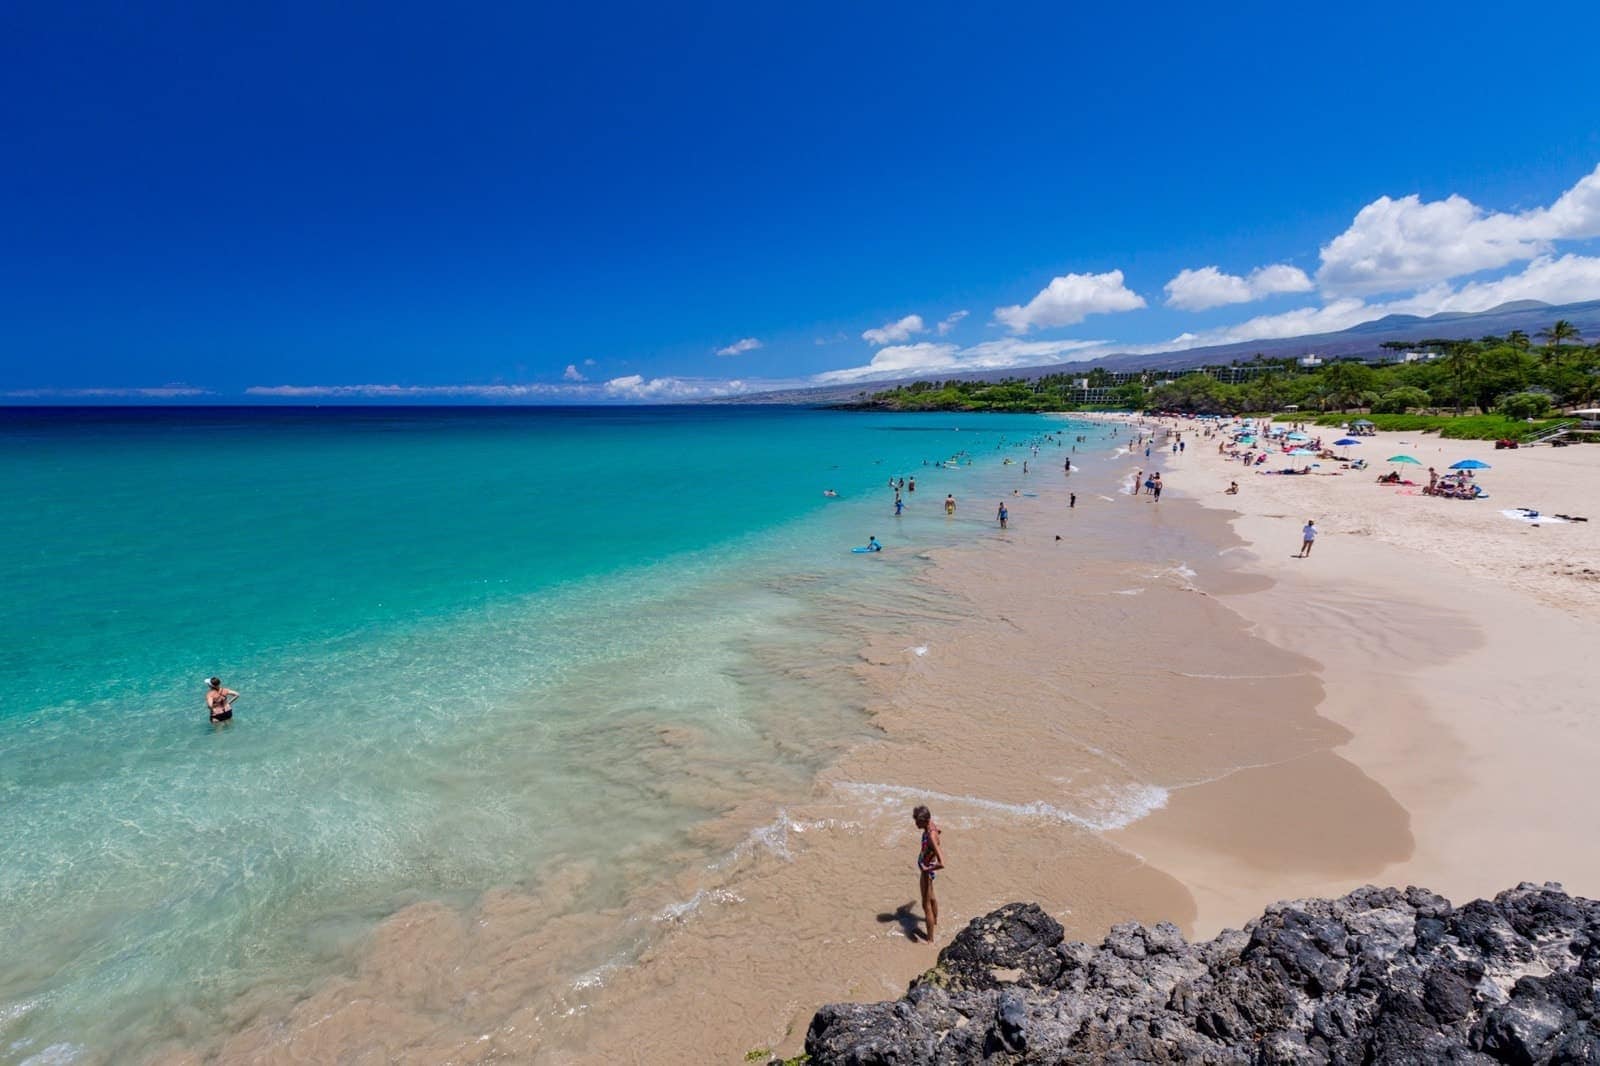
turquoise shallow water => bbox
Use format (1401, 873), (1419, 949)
(0, 405), (1081, 1063)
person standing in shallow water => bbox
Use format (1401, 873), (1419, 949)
(205, 677), (238, 723)
(913, 805), (944, 941)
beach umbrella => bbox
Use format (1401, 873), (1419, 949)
(1287, 448), (1316, 456)
(1387, 455), (1421, 464)
(1286, 432), (1310, 441)
(1449, 459), (1490, 470)
(1334, 438), (1361, 446)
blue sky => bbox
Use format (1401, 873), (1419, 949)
(4, 1), (1600, 401)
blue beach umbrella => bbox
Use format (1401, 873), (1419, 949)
(1286, 432), (1310, 441)
(1449, 459), (1491, 470)
(1387, 455), (1421, 464)
(1287, 448), (1316, 456)
(1334, 438), (1361, 446)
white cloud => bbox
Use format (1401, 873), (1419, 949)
(862, 314), (926, 346)
(936, 310), (969, 335)
(811, 337), (1106, 384)
(602, 374), (750, 400)
(1163, 264), (1313, 310)
(1317, 163), (1600, 296)
(563, 364), (585, 382)
(245, 383), (573, 399)
(715, 337), (762, 357)
(1126, 252), (1600, 354)
(1428, 253), (1600, 313)
(815, 343), (956, 383)
(583, 358), (597, 366)
(1, 386), (212, 399)
(993, 270), (1146, 333)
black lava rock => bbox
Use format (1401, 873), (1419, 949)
(805, 882), (1599, 1065)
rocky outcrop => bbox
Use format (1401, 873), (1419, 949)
(805, 884), (1600, 1064)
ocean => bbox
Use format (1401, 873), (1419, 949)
(0, 405), (1083, 1064)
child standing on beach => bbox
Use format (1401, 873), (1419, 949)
(913, 805), (944, 941)
(1298, 520), (1318, 557)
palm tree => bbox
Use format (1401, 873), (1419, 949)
(1443, 342), (1481, 414)
(1536, 320), (1583, 367)
(1507, 329), (1530, 351)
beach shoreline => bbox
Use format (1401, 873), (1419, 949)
(1092, 412), (1600, 936)
(172, 413), (1600, 1064)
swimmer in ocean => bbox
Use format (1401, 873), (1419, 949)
(206, 677), (238, 723)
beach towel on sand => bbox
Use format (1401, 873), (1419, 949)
(1502, 509), (1568, 524)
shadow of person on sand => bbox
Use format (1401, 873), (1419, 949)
(878, 902), (922, 942)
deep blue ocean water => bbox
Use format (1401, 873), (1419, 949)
(0, 405), (1081, 1063)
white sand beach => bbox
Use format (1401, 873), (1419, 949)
(1108, 417), (1600, 935)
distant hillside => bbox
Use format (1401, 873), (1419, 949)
(720, 299), (1600, 405)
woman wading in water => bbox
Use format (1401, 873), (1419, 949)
(913, 805), (945, 941)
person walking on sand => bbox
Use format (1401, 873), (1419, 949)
(913, 805), (944, 941)
(1069, 492), (1076, 508)
(205, 677), (238, 723)
(1298, 520), (1318, 558)
(997, 501), (1008, 529)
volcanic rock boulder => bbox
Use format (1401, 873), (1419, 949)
(804, 883), (1600, 1065)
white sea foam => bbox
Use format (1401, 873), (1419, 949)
(654, 888), (745, 923)
(838, 781), (1167, 833)
(720, 811), (861, 867)
(1111, 588), (1145, 596)
(1152, 562), (1198, 589)
(909, 645), (929, 657)
(1097, 494), (1116, 502)
(0, 998), (41, 1030)
(20, 1045), (84, 1066)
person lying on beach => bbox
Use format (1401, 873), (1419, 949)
(205, 677), (238, 722)
(913, 805), (944, 941)
(1226, 481), (1238, 495)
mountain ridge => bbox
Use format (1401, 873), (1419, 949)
(721, 298), (1600, 405)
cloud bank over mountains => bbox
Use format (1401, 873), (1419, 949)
(808, 163), (1600, 386)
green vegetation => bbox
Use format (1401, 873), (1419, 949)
(744, 1052), (809, 1066)
(862, 323), (1598, 437)
(1303, 412), (1567, 440)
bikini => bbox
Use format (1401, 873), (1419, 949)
(918, 825), (938, 880)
